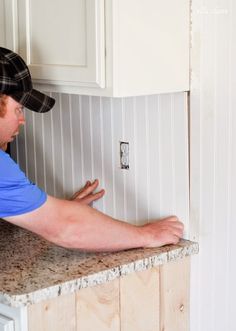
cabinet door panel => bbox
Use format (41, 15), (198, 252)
(28, 0), (87, 66)
(0, 315), (14, 331)
(7, 0), (105, 88)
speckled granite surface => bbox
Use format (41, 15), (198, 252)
(0, 220), (198, 308)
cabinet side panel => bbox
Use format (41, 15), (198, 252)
(160, 257), (190, 331)
(76, 280), (120, 331)
(27, 293), (76, 331)
(120, 268), (160, 331)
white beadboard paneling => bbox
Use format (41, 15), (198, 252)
(123, 97), (137, 222)
(112, 97), (125, 221)
(12, 93), (189, 231)
(80, 96), (93, 182)
(33, 114), (45, 190)
(51, 93), (64, 197)
(90, 96), (105, 212)
(43, 107), (55, 196)
(159, 95), (176, 216)
(70, 95), (83, 193)
(146, 95), (161, 221)
(228, 84), (236, 330)
(171, 93), (189, 236)
(101, 97), (116, 216)
(135, 96), (149, 223)
(60, 94), (74, 198)
(190, 0), (236, 330)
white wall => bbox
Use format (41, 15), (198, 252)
(190, 0), (236, 330)
(11, 93), (189, 229)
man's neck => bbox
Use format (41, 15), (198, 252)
(0, 143), (8, 151)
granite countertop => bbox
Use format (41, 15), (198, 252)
(0, 220), (198, 308)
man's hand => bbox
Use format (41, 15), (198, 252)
(141, 216), (184, 247)
(70, 179), (105, 205)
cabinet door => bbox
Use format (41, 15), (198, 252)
(0, 315), (14, 331)
(4, 0), (105, 89)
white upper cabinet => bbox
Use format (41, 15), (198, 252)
(3, 0), (105, 88)
(2, 0), (190, 97)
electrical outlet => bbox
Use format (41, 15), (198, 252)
(120, 142), (129, 169)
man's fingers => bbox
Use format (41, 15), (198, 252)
(71, 181), (90, 197)
(70, 179), (101, 200)
(77, 179), (99, 199)
(80, 189), (105, 205)
(162, 216), (184, 230)
(162, 215), (181, 223)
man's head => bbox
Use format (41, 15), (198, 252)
(0, 47), (55, 151)
(0, 94), (26, 150)
(0, 47), (55, 113)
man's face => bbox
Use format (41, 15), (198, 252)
(0, 96), (25, 149)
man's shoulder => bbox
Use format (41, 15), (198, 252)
(0, 149), (14, 166)
(0, 150), (24, 179)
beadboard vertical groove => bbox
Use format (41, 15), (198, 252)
(12, 93), (189, 229)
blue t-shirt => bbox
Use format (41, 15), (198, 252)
(0, 150), (47, 218)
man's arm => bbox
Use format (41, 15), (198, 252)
(5, 191), (183, 252)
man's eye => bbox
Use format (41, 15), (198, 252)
(16, 108), (23, 114)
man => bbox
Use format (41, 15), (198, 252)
(0, 47), (184, 251)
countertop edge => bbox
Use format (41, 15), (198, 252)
(0, 241), (198, 308)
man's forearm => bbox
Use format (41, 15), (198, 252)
(60, 203), (146, 251)
(10, 197), (146, 251)
(6, 196), (183, 252)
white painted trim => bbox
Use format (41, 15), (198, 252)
(0, 304), (28, 331)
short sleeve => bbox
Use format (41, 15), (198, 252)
(0, 150), (47, 218)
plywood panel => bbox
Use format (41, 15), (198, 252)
(76, 280), (120, 331)
(27, 293), (76, 331)
(120, 268), (160, 331)
(160, 257), (190, 331)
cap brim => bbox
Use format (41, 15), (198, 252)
(10, 89), (55, 113)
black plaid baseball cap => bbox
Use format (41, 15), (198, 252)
(0, 47), (55, 113)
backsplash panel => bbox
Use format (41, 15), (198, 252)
(11, 93), (189, 230)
